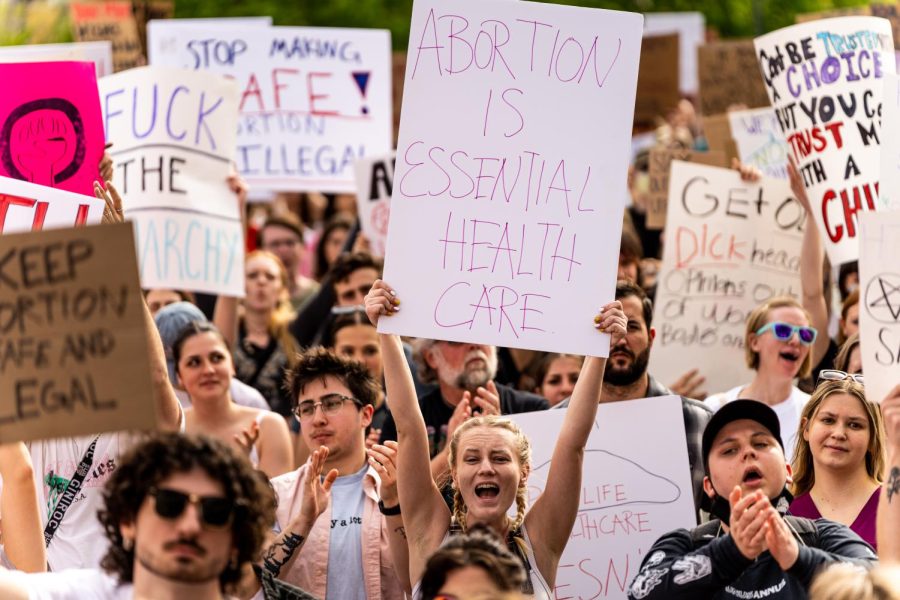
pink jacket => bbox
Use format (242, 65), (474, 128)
(270, 463), (405, 600)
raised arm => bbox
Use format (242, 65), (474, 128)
(0, 443), (45, 573)
(789, 157), (830, 366)
(212, 170), (249, 349)
(525, 302), (626, 574)
(368, 440), (412, 594)
(365, 280), (451, 584)
(878, 384), (900, 561)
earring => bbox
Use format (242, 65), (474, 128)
(122, 537), (133, 552)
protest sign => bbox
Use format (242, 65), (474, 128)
(859, 210), (900, 405)
(697, 40), (771, 115)
(353, 153), (395, 258)
(634, 33), (680, 125)
(728, 107), (791, 179)
(703, 113), (740, 163)
(71, 1), (143, 73)
(755, 17), (895, 265)
(148, 22), (392, 193)
(0, 42), (113, 77)
(871, 3), (900, 49)
(0, 61), (104, 197)
(509, 396), (695, 600)
(0, 175), (104, 234)
(644, 12), (705, 95)
(0, 222), (155, 443)
(100, 66), (243, 297)
(881, 74), (900, 210)
(146, 17), (272, 64)
(379, 0), (643, 357)
(646, 147), (727, 229)
(648, 162), (805, 395)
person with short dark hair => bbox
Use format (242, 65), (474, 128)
(627, 400), (876, 600)
(258, 214), (319, 310)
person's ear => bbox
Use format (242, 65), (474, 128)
(702, 475), (716, 499)
(360, 404), (374, 428)
(648, 326), (656, 346)
(749, 332), (762, 353)
(423, 346), (440, 370)
(784, 462), (793, 485)
(801, 416), (810, 442)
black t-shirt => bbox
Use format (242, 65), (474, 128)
(379, 382), (549, 456)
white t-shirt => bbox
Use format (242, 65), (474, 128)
(705, 385), (810, 460)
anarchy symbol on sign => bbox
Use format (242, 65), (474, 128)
(864, 273), (900, 324)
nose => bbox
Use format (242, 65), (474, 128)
(312, 403), (329, 425)
(477, 457), (496, 474)
(175, 503), (203, 536)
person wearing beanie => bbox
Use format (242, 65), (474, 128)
(627, 400), (877, 600)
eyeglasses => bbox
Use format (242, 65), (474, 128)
(293, 393), (361, 421)
(149, 488), (237, 529)
(817, 369), (864, 386)
(755, 322), (818, 345)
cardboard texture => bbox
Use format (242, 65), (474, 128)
(0, 222), (156, 443)
(647, 147), (728, 229)
(635, 33), (681, 125)
(71, 1), (143, 72)
(697, 40), (771, 115)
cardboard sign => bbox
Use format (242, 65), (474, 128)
(646, 147), (727, 229)
(379, 0), (643, 357)
(353, 153), (395, 258)
(648, 162), (804, 395)
(0, 222), (155, 443)
(148, 22), (392, 193)
(859, 211), (900, 405)
(697, 40), (771, 115)
(634, 33), (680, 125)
(100, 66), (244, 297)
(0, 41), (113, 77)
(755, 17), (895, 265)
(71, 1), (143, 73)
(644, 12), (705, 95)
(0, 61), (104, 197)
(881, 74), (900, 210)
(728, 107), (791, 179)
(0, 174), (104, 234)
(509, 396), (696, 600)
(703, 113), (740, 162)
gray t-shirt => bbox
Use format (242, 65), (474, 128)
(325, 464), (368, 600)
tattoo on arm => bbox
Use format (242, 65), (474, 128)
(394, 526), (407, 540)
(263, 532), (306, 577)
(888, 467), (900, 504)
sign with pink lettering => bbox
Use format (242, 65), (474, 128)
(509, 396), (695, 600)
(379, 0), (643, 356)
(754, 17), (895, 265)
(148, 22), (392, 193)
(649, 162), (804, 396)
(0, 174), (104, 234)
(0, 61), (104, 197)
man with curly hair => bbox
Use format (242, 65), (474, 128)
(0, 433), (276, 599)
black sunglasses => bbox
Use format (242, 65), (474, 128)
(149, 488), (237, 529)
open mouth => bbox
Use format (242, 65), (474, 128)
(742, 468), (763, 484)
(474, 483), (500, 499)
(778, 350), (799, 363)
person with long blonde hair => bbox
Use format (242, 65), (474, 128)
(790, 375), (886, 549)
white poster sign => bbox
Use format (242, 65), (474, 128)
(755, 17), (895, 265)
(100, 66), (244, 297)
(509, 396), (696, 600)
(148, 23), (392, 193)
(728, 107), (790, 179)
(0, 175), (104, 234)
(0, 41), (113, 77)
(649, 162), (804, 395)
(644, 12), (705, 95)
(146, 17), (272, 65)
(379, 0), (643, 357)
(353, 152), (394, 258)
(859, 211), (900, 405)
(880, 74), (900, 210)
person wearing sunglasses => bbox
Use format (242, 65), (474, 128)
(789, 373), (886, 549)
(266, 347), (408, 599)
(706, 297), (817, 459)
(0, 433), (279, 599)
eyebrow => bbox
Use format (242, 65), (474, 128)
(820, 411), (866, 423)
(715, 431), (771, 447)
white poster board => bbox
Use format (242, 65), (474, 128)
(880, 73), (900, 210)
(728, 107), (790, 179)
(649, 162), (804, 395)
(509, 396), (696, 600)
(859, 211), (900, 405)
(644, 12), (705, 95)
(99, 66), (244, 297)
(0, 174), (104, 234)
(148, 23), (392, 193)
(146, 17), (272, 65)
(379, 0), (643, 357)
(755, 17), (895, 265)
(353, 152), (394, 258)
(0, 41), (113, 77)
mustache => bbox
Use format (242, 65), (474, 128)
(610, 346), (635, 360)
(163, 537), (207, 555)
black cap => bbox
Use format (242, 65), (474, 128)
(702, 400), (783, 471)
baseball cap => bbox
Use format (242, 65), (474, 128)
(702, 399), (783, 471)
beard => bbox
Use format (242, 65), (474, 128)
(604, 346), (650, 386)
(435, 347), (498, 392)
(135, 539), (225, 585)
